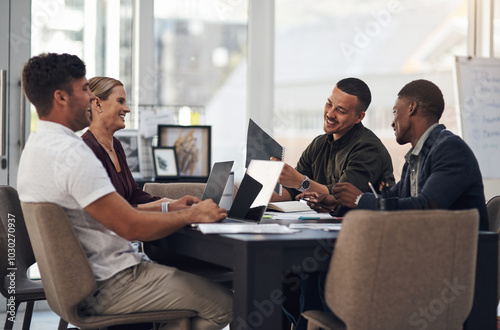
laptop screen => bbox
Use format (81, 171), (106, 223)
(201, 161), (234, 205)
(226, 160), (284, 222)
(246, 160), (284, 209)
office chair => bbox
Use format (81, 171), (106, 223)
(0, 185), (46, 330)
(143, 182), (239, 201)
(302, 209), (479, 330)
(487, 195), (500, 232)
(21, 201), (196, 330)
(487, 196), (500, 303)
(142, 182), (235, 284)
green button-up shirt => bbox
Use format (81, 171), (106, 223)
(293, 123), (395, 197)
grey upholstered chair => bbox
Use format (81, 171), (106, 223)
(487, 196), (500, 303)
(0, 186), (46, 330)
(21, 201), (196, 330)
(487, 195), (500, 232)
(142, 182), (235, 284)
(303, 209), (479, 330)
(143, 182), (207, 200)
(143, 182), (239, 202)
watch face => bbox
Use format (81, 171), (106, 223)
(302, 179), (310, 190)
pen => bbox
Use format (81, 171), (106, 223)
(368, 182), (379, 199)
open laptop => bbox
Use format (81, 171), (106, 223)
(223, 160), (284, 223)
(201, 161), (234, 205)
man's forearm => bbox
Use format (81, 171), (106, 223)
(308, 180), (330, 195)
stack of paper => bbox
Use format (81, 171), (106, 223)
(266, 211), (339, 220)
(289, 223), (342, 231)
(197, 223), (299, 234)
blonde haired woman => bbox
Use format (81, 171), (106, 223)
(82, 76), (187, 212)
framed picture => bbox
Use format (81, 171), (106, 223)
(115, 129), (142, 179)
(157, 125), (211, 177)
(152, 147), (179, 178)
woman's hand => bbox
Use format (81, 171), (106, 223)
(168, 195), (201, 211)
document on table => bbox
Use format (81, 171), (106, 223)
(289, 223), (342, 231)
(197, 223), (299, 234)
(265, 211), (339, 220)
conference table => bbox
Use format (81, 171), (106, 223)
(146, 224), (498, 329)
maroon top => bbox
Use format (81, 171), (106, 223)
(82, 130), (160, 206)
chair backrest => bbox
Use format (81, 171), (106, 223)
(490, 196), (500, 304)
(144, 182), (206, 199)
(20, 202), (96, 325)
(143, 182), (239, 201)
(326, 209), (479, 330)
(487, 195), (500, 232)
(0, 186), (37, 297)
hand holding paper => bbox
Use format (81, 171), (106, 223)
(271, 157), (305, 189)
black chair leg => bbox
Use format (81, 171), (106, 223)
(22, 301), (35, 330)
(58, 318), (69, 330)
(4, 300), (20, 330)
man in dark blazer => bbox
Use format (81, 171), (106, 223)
(309, 79), (489, 231)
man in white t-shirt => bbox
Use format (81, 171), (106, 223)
(18, 53), (232, 330)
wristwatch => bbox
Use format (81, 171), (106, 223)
(298, 176), (311, 192)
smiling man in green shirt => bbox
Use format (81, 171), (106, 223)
(274, 77), (395, 330)
(272, 77), (395, 210)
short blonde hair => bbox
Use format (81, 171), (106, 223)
(88, 76), (123, 101)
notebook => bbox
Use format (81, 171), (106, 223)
(267, 201), (313, 213)
(201, 161), (234, 205)
(224, 160), (285, 223)
(246, 119), (285, 195)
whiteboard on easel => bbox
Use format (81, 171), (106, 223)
(456, 56), (500, 178)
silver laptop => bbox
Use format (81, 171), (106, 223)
(223, 160), (284, 223)
(201, 161), (234, 205)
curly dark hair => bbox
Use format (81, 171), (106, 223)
(336, 77), (372, 113)
(22, 53), (86, 117)
(397, 79), (445, 121)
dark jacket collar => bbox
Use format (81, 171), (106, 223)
(419, 123), (446, 156)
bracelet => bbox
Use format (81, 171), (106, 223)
(161, 202), (169, 213)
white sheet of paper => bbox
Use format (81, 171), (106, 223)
(266, 211), (338, 220)
(289, 223), (342, 231)
(198, 223), (299, 234)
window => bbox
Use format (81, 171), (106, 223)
(154, 0), (248, 169)
(494, 0), (500, 57)
(274, 0), (468, 178)
(30, 0), (133, 130)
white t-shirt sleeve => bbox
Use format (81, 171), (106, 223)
(56, 141), (116, 208)
(18, 123), (116, 209)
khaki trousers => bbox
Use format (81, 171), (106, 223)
(79, 261), (233, 330)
